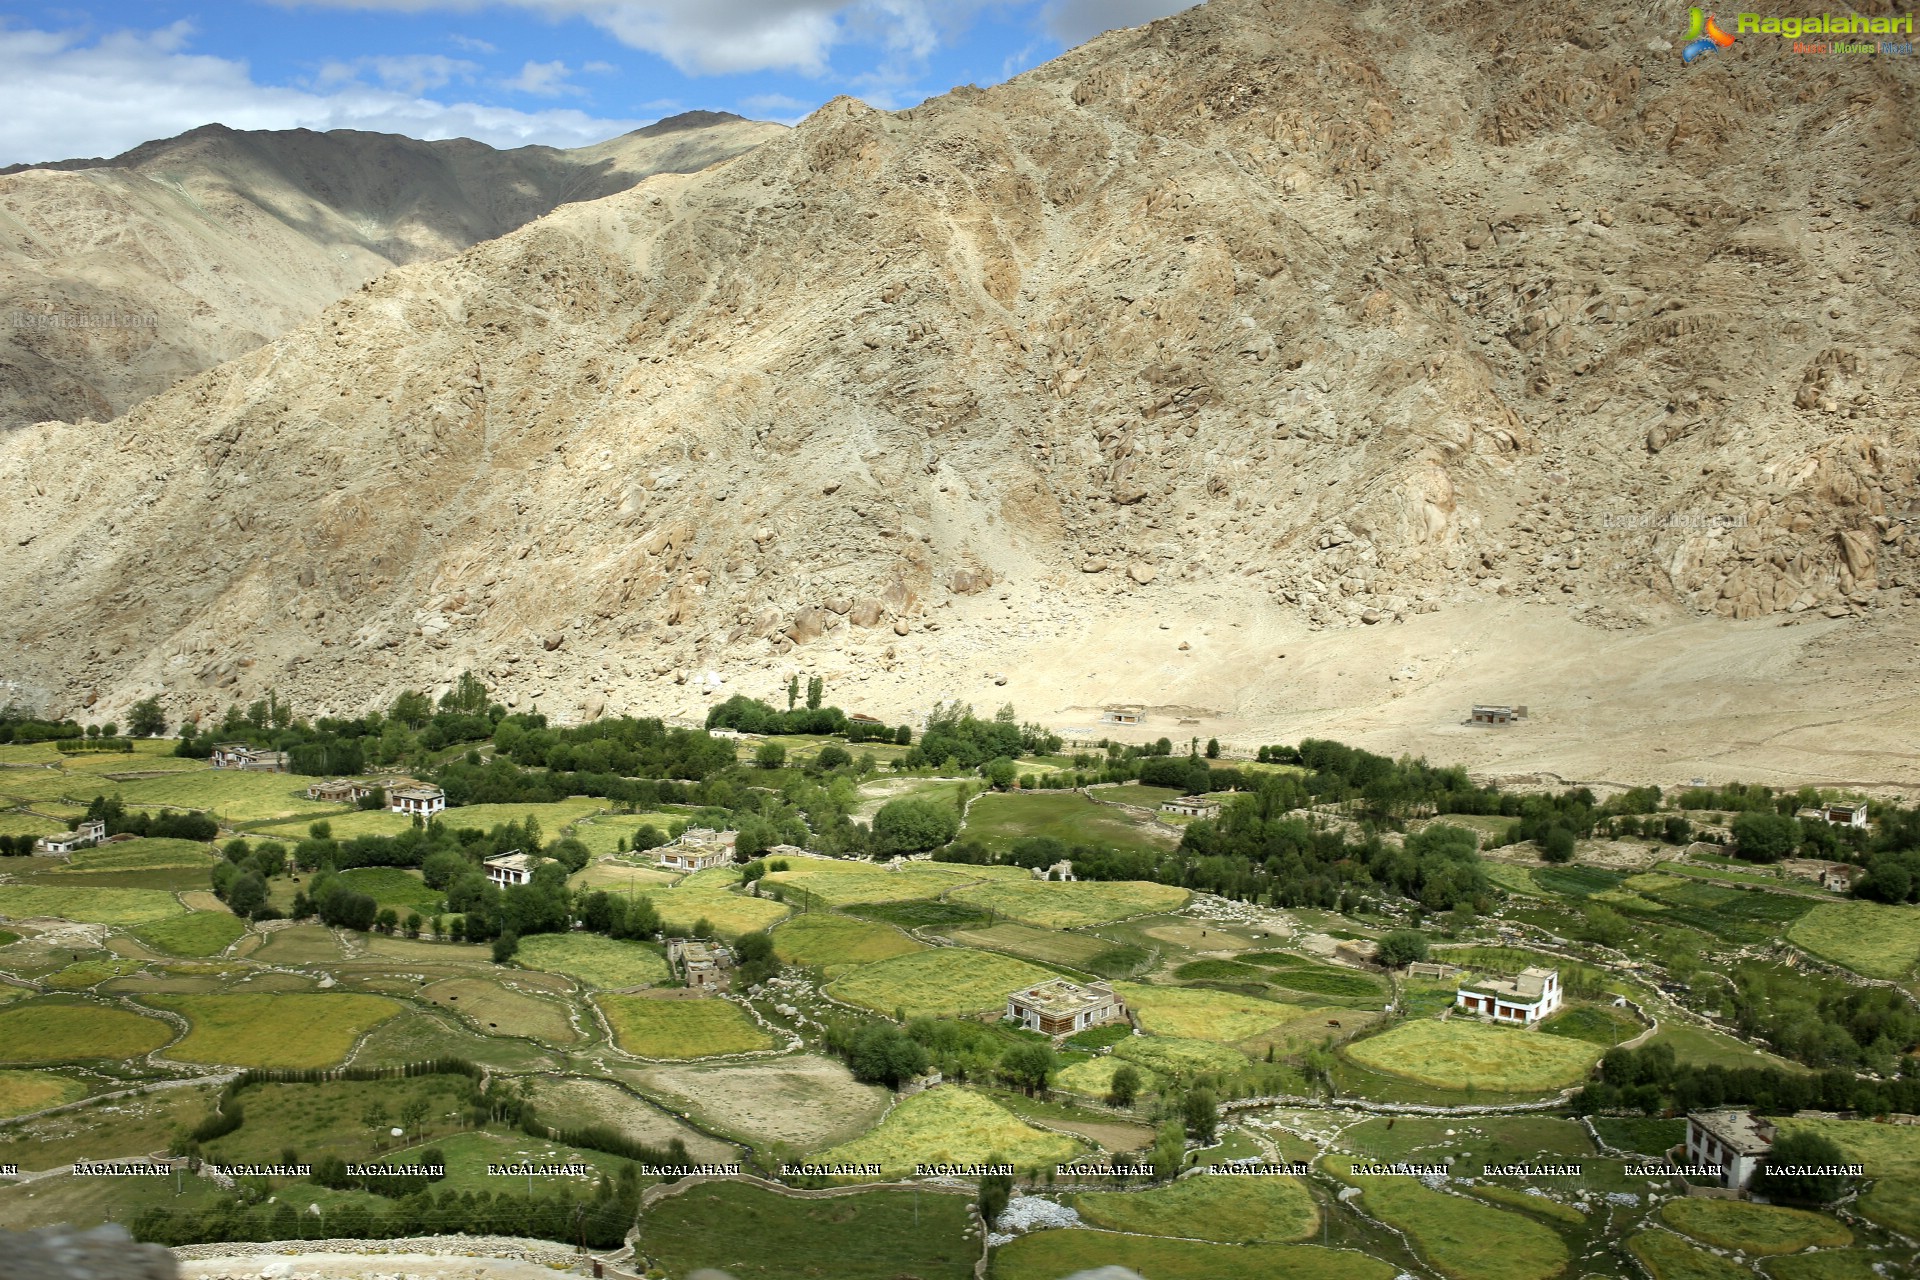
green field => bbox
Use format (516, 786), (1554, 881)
(649, 867), (791, 937)
(1647, 1021), (1805, 1072)
(946, 922), (1120, 971)
(1073, 1173), (1318, 1243)
(1789, 901), (1920, 980)
(1628, 1230), (1750, 1280)
(596, 994), (773, 1058)
(0, 884), (185, 926)
(643, 1181), (976, 1280)
(1114, 981), (1302, 1043)
(1539, 1004), (1642, 1046)
(1111, 1035), (1248, 1082)
(1777, 1116), (1920, 1235)
(1660, 1198), (1850, 1255)
(962, 791), (1173, 856)
(765, 858), (1014, 906)
(825, 947), (1056, 1018)
(0, 1001), (173, 1062)
(0, 1069), (87, 1118)
(245, 808), (415, 840)
(132, 911), (248, 958)
(421, 977), (583, 1044)
(948, 880), (1189, 929)
(1334, 1160), (1568, 1280)
(1055, 1054), (1160, 1100)
(569, 812), (679, 857)
(0, 812), (67, 838)
(200, 1073), (473, 1162)
(61, 839), (214, 872)
(147, 993), (401, 1068)
(104, 770), (338, 824)
(252, 924), (347, 965)
(516, 933), (669, 988)
(814, 1086), (1084, 1176)
(45, 958), (145, 989)
(992, 1233), (1394, 1280)
(431, 797), (607, 836)
(334, 867), (444, 916)
(1763, 1254), (1886, 1280)
(772, 913), (925, 970)
(1343, 1020), (1598, 1093)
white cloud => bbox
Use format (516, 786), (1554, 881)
(0, 22), (645, 166)
(316, 53), (481, 94)
(1040, 0), (1193, 46)
(447, 33), (498, 53)
(504, 58), (582, 95)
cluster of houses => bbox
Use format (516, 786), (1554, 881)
(209, 743), (290, 772)
(667, 937), (736, 992)
(302, 777), (446, 819)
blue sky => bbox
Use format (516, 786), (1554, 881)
(0, 0), (1192, 165)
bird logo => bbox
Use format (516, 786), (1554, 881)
(1682, 8), (1737, 63)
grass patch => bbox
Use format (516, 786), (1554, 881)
(1591, 1116), (1685, 1155)
(650, 866), (790, 937)
(814, 1086), (1084, 1176)
(1538, 1004), (1642, 1046)
(0, 1001), (173, 1061)
(1344, 1020), (1597, 1093)
(946, 922), (1114, 970)
(420, 797), (608, 837)
(569, 812), (678, 858)
(44, 958), (144, 989)
(1660, 1198), (1850, 1255)
(765, 859), (1012, 907)
(1114, 981), (1301, 1042)
(334, 867), (444, 917)
(202, 1073), (473, 1163)
(1627, 1231), (1751, 1280)
(1790, 900), (1920, 980)
(642, 1180), (976, 1280)
(773, 914), (924, 971)
(132, 911), (248, 958)
(948, 880), (1190, 930)
(60, 838), (213, 872)
(596, 995), (773, 1058)
(1072, 1172), (1318, 1242)
(420, 977), (583, 1044)
(0, 884), (185, 925)
(845, 900), (991, 929)
(516, 933), (668, 989)
(0, 1069), (87, 1118)
(992, 1233), (1393, 1280)
(1055, 1055), (1159, 1100)
(1764, 1254), (1887, 1280)
(107, 770), (337, 825)
(1111, 1036), (1247, 1082)
(252, 924), (346, 965)
(1463, 1184), (1586, 1226)
(1531, 866), (1625, 897)
(825, 947), (1055, 1019)
(1776, 1116), (1920, 1236)
(147, 993), (401, 1068)
(962, 791), (1173, 857)
(1647, 1021), (1803, 1072)
(1332, 1159), (1568, 1280)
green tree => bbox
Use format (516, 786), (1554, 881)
(871, 796), (961, 854)
(814, 744), (852, 772)
(403, 912), (423, 938)
(128, 696), (167, 738)
(388, 689), (433, 730)
(1205, 738), (1220, 759)
(226, 871), (268, 919)
(786, 674), (800, 711)
(1757, 1131), (1852, 1203)
(983, 757), (1019, 790)
(361, 1100), (390, 1132)
(1376, 929), (1429, 968)
(1106, 1064), (1142, 1108)
(398, 1097), (430, 1141)
(1541, 826), (1577, 863)
(978, 1164), (1014, 1226)
(1732, 811), (1798, 863)
(806, 676), (823, 710)
(848, 1024), (929, 1088)
(1181, 1088), (1218, 1143)
(755, 741), (788, 770)
(1149, 1120), (1186, 1183)
(492, 931), (520, 964)
(375, 907), (399, 934)
(999, 1042), (1057, 1096)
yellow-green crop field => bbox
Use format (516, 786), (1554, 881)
(772, 914), (924, 970)
(1343, 1020), (1599, 1093)
(570, 813), (678, 857)
(570, 861), (680, 893)
(63, 839), (214, 872)
(1073, 1173), (1318, 1243)
(44, 958), (145, 990)
(1055, 1055), (1160, 1100)
(1627, 1230), (1750, 1280)
(814, 1086), (1084, 1176)
(1659, 1198), (1850, 1255)
(1111, 1036), (1248, 1082)
(0, 1068), (87, 1118)
(145, 993), (401, 1068)
(432, 797), (607, 836)
(647, 868), (790, 937)
(1789, 901), (1920, 980)
(516, 933), (669, 989)
(0, 1002), (173, 1062)
(764, 859), (1016, 906)
(247, 809), (414, 840)
(1777, 1117), (1920, 1236)
(1333, 1159), (1568, 1280)
(992, 1234), (1393, 1280)
(0, 812), (62, 838)
(948, 880), (1189, 929)
(0, 885), (185, 926)
(825, 947), (1055, 1018)
(596, 994), (773, 1058)
(421, 977), (582, 1044)
(1113, 981), (1302, 1043)
(106, 771), (338, 825)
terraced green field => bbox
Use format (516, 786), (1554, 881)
(516, 933), (669, 989)
(595, 994), (773, 1058)
(146, 993), (401, 1068)
(825, 947), (1055, 1018)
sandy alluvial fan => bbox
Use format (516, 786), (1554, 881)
(0, 0), (1915, 743)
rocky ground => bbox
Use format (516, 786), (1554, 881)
(1, 0), (1915, 791)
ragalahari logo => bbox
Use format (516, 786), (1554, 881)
(1682, 8), (1738, 63)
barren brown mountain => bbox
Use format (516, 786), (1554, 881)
(3, 0), (1917, 789)
(0, 111), (782, 427)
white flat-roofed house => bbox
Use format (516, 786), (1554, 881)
(1161, 795), (1221, 818)
(1005, 979), (1126, 1038)
(658, 828), (737, 873)
(1686, 1110), (1775, 1189)
(210, 743), (289, 772)
(1455, 967), (1562, 1025)
(305, 778), (359, 803)
(36, 818), (107, 856)
(209, 742), (251, 768)
(484, 851), (540, 888)
(1821, 801), (1869, 829)
(389, 784), (446, 820)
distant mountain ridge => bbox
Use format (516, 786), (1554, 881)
(0, 112), (783, 426)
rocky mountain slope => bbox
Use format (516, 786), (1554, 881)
(0, 112), (782, 426)
(1, 0), (1916, 781)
